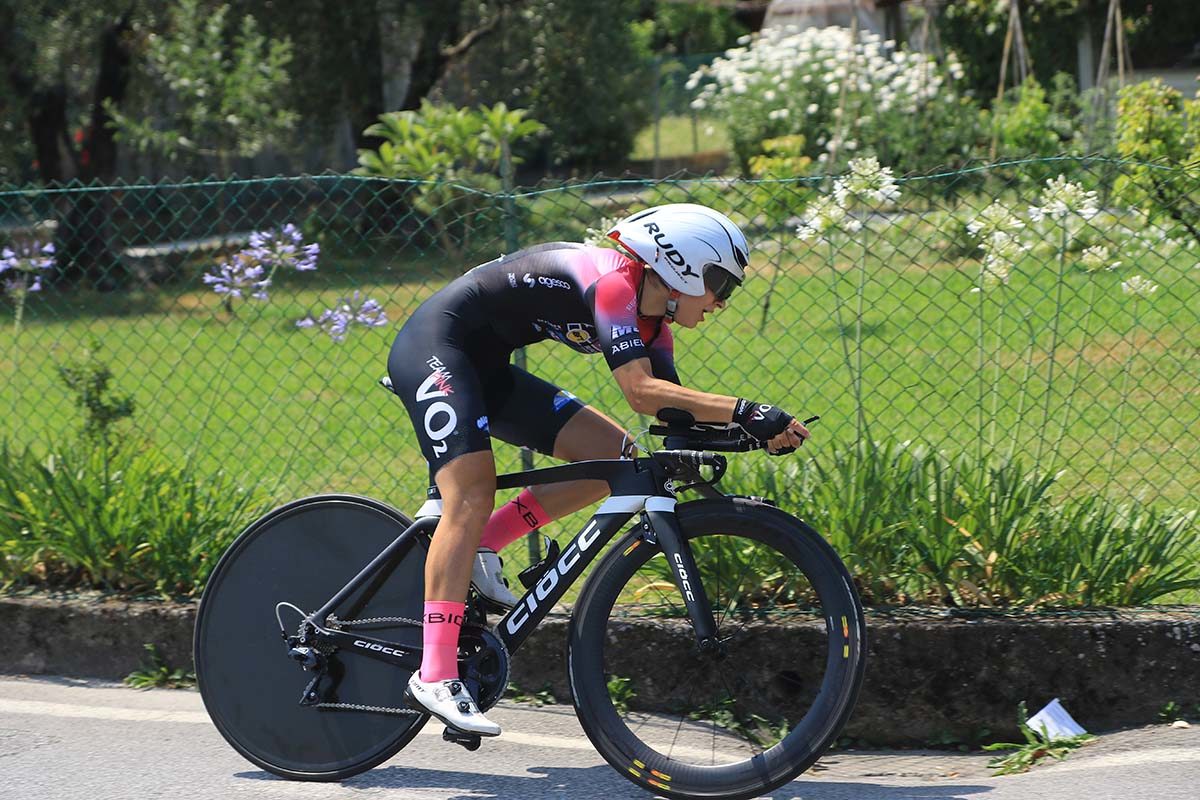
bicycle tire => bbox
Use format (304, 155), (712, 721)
(195, 494), (430, 781)
(568, 498), (866, 800)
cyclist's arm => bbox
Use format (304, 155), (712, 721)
(612, 357), (737, 421)
(645, 321), (681, 386)
(591, 268), (733, 420)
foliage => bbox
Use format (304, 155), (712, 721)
(748, 135), (815, 226)
(1114, 79), (1200, 246)
(938, 0), (1098, 102)
(0, 437), (267, 596)
(454, 0), (653, 168)
(986, 75), (1081, 180)
(504, 682), (557, 705)
(0, 80), (32, 184)
(639, 1), (748, 56)
(124, 643), (196, 689)
(55, 339), (135, 445)
(687, 696), (790, 748)
(749, 135), (813, 180)
(0, 1), (163, 184)
(607, 674), (636, 715)
(355, 100), (543, 256)
(519, 0), (653, 166)
(106, 0), (296, 172)
(689, 26), (976, 175)
(983, 701), (1096, 775)
(721, 440), (1200, 608)
(1156, 701), (1200, 723)
(1, 346), (264, 597)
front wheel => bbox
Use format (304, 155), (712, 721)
(568, 498), (866, 800)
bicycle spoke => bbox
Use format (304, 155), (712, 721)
(715, 662), (764, 755)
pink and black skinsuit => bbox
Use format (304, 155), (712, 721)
(386, 243), (678, 481)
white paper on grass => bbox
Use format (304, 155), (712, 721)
(1027, 698), (1088, 740)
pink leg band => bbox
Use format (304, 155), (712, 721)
(420, 600), (466, 682)
(478, 488), (549, 552)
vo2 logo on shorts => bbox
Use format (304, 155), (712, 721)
(417, 356), (457, 458)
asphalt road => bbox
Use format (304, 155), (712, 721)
(3, 675), (1198, 800)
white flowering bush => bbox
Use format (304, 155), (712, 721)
(688, 26), (977, 174)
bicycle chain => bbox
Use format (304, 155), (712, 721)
(305, 615), (498, 716)
(314, 701), (422, 715)
(312, 615), (439, 716)
(326, 614), (423, 628)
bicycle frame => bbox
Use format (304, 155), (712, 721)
(306, 452), (725, 666)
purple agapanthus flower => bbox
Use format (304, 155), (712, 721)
(203, 254), (271, 302)
(244, 223), (319, 273)
(204, 223), (319, 308)
(1, 241), (56, 297)
(296, 291), (388, 342)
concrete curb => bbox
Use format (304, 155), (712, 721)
(3, 595), (1197, 745)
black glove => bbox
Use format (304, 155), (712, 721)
(733, 399), (794, 444)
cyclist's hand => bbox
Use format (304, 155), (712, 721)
(765, 417), (811, 455)
(733, 399), (810, 454)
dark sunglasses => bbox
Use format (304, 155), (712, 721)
(703, 267), (740, 302)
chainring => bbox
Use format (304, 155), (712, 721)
(457, 625), (510, 712)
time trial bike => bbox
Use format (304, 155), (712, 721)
(194, 399), (866, 800)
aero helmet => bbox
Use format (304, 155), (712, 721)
(607, 204), (750, 299)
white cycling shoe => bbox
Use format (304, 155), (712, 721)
(471, 548), (518, 608)
(405, 674), (501, 736)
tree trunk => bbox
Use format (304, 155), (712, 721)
(84, 14), (133, 182)
(28, 85), (69, 184)
(0, 6), (69, 185)
(58, 13), (135, 291)
(378, 1), (425, 112)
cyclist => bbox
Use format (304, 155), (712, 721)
(386, 203), (810, 736)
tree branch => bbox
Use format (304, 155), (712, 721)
(439, 0), (528, 62)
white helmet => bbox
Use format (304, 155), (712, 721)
(607, 204), (750, 298)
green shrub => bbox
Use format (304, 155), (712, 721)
(986, 76), (1076, 172)
(720, 440), (1200, 608)
(1114, 79), (1200, 247)
(0, 438), (268, 598)
(355, 100), (544, 257)
(451, 0), (654, 169)
(690, 26), (977, 175)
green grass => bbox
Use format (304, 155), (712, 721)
(3, 202), (1198, 589)
(631, 115), (731, 160)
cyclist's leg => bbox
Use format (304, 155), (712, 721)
(424, 450), (497, 603)
(487, 367), (632, 524)
(386, 325), (504, 734)
(541, 402), (632, 513)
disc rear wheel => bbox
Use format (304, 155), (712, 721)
(195, 494), (430, 781)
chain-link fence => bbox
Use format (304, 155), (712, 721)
(2, 157), (1197, 525)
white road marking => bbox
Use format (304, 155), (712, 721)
(0, 697), (743, 761)
(0, 698), (212, 725)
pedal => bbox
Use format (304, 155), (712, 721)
(442, 727), (482, 751)
(518, 536), (560, 590)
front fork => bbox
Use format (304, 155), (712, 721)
(641, 499), (720, 652)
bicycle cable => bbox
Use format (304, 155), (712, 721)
(622, 426), (652, 457)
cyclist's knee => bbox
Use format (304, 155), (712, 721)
(435, 452), (497, 522)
